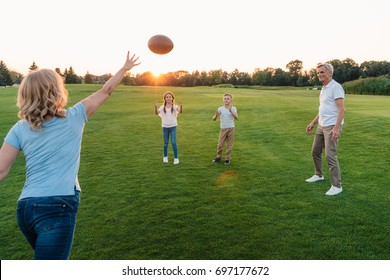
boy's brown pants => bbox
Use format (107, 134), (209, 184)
(216, 128), (235, 160)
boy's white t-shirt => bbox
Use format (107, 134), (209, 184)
(218, 106), (237, 128)
(157, 105), (179, 128)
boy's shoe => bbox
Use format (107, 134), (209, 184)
(212, 157), (222, 163)
(325, 186), (343, 196)
(224, 160), (230, 165)
(305, 175), (324, 182)
(163, 157), (168, 163)
(174, 158), (179, 165)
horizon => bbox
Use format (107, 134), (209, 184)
(4, 56), (386, 78)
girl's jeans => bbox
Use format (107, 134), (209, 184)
(16, 190), (80, 260)
(163, 126), (178, 159)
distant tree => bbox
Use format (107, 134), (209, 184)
(191, 70), (202, 86)
(63, 68), (68, 80)
(328, 58), (360, 83)
(208, 69), (222, 85)
(65, 66), (75, 83)
(0, 60), (14, 86)
(176, 70), (189, 78)
(122, 72), (137, 86)
(252, 68), (266, 85)
(200, 71), (208, 86)
(229, 69), (239, 85)
(167, 72), (181, 86)
(221, 71), (229, 84)
(29, 61), (38, 71)
(286, 59), (303, 86)
(271, 68), (289, 86)
(136, 71), (154, 86)
(236, 71), (251, 86)
(156, 73), (167, 86)
(64, 66), (81, 84)
(55, 68), (63, 77)
(84, 71), (94, 84)
(252, 68), (273, 86)
(100, 74), (112, 84)
(308, 68), (320, 85)
(10, 70), (23, 84)
(179, 73), (195, 87)
(341, 58), (361, 82)
(296, 70), (310, 87)
(360, 61), (390, 78)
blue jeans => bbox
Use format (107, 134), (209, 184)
(16, 190), (80, 260)
(163, 126), (178, 158)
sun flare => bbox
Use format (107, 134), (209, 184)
(152, 72), (161, 78)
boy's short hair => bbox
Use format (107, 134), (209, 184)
(224, 93), (233, 99)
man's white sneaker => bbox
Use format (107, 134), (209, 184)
(325, 186), (343, 196)
(173, 158), (179, 165)
(305, 175), (324, 183)
(163, 157), (168, 163)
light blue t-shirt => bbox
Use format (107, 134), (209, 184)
(5, 102), (87, 200)
(218, 106), (237, 128)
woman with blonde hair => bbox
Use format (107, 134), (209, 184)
(0, 52), (140, 259)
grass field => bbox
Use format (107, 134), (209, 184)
(0, 85), (389, 260)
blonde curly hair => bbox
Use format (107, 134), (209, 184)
(17, 69), (68, 130)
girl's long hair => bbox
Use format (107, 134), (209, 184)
(163, 91), (175, 113)
(17, 69), (68, 130)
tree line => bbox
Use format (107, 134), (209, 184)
(1, 58), (390, 87)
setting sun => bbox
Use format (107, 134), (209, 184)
(152, 72), (161, 78)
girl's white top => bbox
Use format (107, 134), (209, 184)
(157, 105), (179, 128)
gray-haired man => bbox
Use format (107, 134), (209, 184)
(305, 63), (345, 196)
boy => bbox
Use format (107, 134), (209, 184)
(212, 93), (238, 165)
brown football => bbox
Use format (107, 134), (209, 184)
(147, 35), (174, 55)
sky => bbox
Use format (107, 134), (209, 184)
(1, 0), (389, 76)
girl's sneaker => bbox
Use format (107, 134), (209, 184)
(174, 158), (179, 165)
(163, 157), (168, 163)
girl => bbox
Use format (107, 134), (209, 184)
(0, 52), (140, 259)
(154, 92), (182, 164)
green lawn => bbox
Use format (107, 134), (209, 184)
(0, 85), (389, 260)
